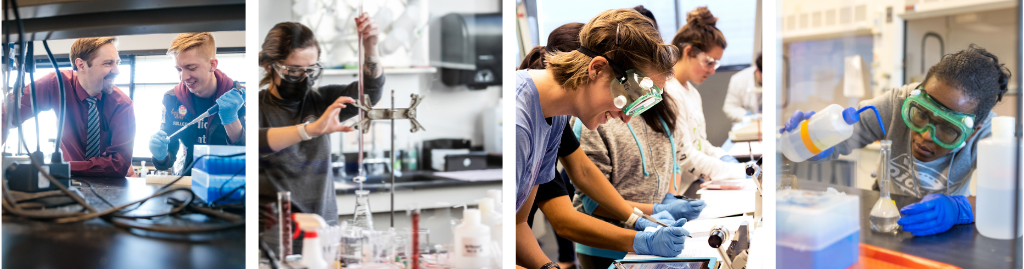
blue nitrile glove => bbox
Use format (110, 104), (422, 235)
(720, 155), (739, 163)
(634, 210), (679, 231)
(149, 130), (169, 161)
(654, 193), (707, 220)
(780, 110), (834, 162)
(216, 89), (245, 124)
(780, 110), (814, 134)
(897, 193), (973, 236)
(632, 218), (690, 257)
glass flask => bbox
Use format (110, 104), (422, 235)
(353, 190), (375, 230)
(870, 140), (901, 233)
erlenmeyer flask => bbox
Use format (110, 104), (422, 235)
(870, 140), (901, 232)
(353, 190), (374, 230)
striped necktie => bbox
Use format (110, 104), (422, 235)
(85, 97), (100, 159)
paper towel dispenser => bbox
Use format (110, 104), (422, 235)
(437, 12), (501, 90)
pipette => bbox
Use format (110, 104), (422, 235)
(166, 87), (244, 139)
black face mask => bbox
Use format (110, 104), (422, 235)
(274, 75), (312, 101)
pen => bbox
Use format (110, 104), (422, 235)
(635, 208), (693, 238)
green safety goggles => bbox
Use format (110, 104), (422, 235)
(576, 45), (663, 117)
(610, 69), (663, 117)
(900, 88), (976, 149)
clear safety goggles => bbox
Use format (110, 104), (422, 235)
(272, 62), (323, 83)
(609, 68), (663, 117)
(900, 88), (976, 149)
(691, 47), (721, 71)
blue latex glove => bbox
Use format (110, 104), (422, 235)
(149, 130), (169, 160)
(634, 210), (679, 231)
(654, 193), (707, 220)
(632, 218), (690, 257)
(780, 110), (815, 134)
(897, 193), (973, 236)
(780, 110), (834, 161)
(216, 89), (245, 124)
(720, 155), (739, 163)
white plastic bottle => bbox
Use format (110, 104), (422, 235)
(487, 189), (502, 214)
(300, 230), (328, 269)
(780, 104), (861, 162)
(453, 209), (492, 269)
(977, 116), (1021, 239)
(479, 198), (503, 245)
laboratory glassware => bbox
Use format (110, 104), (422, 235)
(353, 189), (375, 230)
(869, 140), (901, 233)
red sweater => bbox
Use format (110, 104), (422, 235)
(3, 70), (136, 177)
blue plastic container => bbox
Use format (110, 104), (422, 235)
(191, 145), (245, 204)
(777, 189), (860, 269)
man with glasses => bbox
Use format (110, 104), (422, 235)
(148, 32), (245, 176)
(2, 37), (137, 177)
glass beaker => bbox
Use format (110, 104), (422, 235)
(870, 140), (901, 233)
(341, 225), (364, 267)
(778, 159), (799, 190)
(353, 190), (375, 230)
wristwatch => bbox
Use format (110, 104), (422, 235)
(297, 123), (316, 141)
(539, 262), (561, 269)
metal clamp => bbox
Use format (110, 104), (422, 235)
(351, 93), (425, 133)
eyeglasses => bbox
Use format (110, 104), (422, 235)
(691, 47), (721, 71)
(271, 62), (323, 82)
(900, 88), (976, 149)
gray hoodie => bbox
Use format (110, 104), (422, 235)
(570, 115), (679, 227)
(815, 83), (992, 197)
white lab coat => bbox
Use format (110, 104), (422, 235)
(723, 66), (762, 123)
(665, 78), (747, 184)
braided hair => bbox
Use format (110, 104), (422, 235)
(922, 44), (1010, 124)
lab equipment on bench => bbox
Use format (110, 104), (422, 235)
(300, 230), (329, 269)
(777, 189), (860, 269)
(191, 145), (245, 205)
(780, 104), (884, 162)
(869, 140), (901, 233)
(350, 90), (427, 228)
(353, 189), (375, 230)
(976, 116), (1021, 239)
(611, 257), (715, 269)
(709, 222), (752, 269)
(453, 209), (492, 269)
(278, 191), (294, 262)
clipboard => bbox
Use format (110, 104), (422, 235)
(611, 257), (717, 269)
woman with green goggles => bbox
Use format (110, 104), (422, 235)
(783, 45), (1010, 236)
(515, 9), (688, 269)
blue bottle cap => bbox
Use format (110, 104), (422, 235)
(842, 107), (860, 125)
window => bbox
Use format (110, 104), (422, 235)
(3, 52), (246, 160)
(132, 53), (246, 159)
(532, 0), (757, 67)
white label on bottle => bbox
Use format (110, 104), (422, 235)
(461, 237), (488, 257)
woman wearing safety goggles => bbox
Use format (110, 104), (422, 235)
(256, 15), (384, 245)
(783, 45), (1010, 236)
(660, 7), (751, 196)
(514, 9), (686, 269)
(563, 7), (750, 269)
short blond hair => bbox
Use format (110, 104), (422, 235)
(70, 37), (118, 71)
(168, 32), (216, 60)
